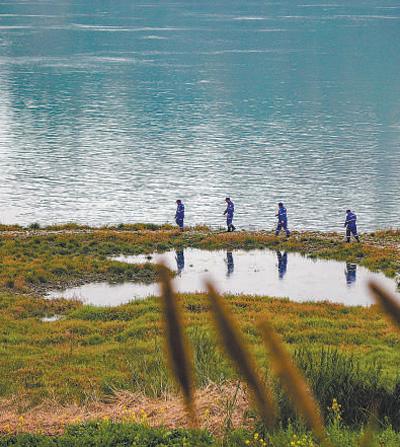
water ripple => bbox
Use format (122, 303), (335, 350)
(0, 0), (399, 230)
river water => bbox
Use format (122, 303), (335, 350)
(0, 1), (399, 230)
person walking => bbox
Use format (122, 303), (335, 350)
(223, 197), (235, 232)
(275, 202), (290, 237)
(175, 199), (185, 231)
(344, 209), (360, 242)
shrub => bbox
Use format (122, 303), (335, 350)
(291, 348), (400, 428)
(28, 223), (41, 230)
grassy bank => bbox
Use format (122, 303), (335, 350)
(1, 290), (400, 424)
(0, 227), (399, 293)
(0, 226), (399, 435)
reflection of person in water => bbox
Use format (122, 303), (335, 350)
(226, 251), (234, 277)
(175, 250), (185, 275)
(277, 251), (288, 279)
(345, 262), (357, 285)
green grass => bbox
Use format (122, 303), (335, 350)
(0, 227), (399, 432)
(2, 422), (400, 447)
(0, 228), (399, 294)
(1, 289), (400, 423)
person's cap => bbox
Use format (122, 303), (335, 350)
(346, 209), (351, 213)
(278, 202), (283, 207)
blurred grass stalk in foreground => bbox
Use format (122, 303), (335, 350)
(159, 267), (400, 445)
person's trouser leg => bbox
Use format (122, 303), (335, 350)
(283, 221), (290, 237)
(227, 216), (233, 232)
(351, 226), (360, 242)
(275, 222), (282, 236)
(176, 218), (184, 230)
(346, 227), (351, 242)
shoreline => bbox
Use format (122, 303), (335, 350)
(0, 225), (399, 294)
(1, 222), (399, 235)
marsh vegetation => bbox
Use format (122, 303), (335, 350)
(0, 227), (399, 445)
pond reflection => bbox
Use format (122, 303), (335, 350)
(345, 262), (357, 286)
(276, 251), (288, 280)
(175, 250), (185, 275)
(47, 249), (400, 307)
(226, 251), (234, 277)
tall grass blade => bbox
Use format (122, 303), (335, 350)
(206, 281), (277, 429)
(158, 264), (197, 425)
(358, 422), (376, 447)
(368, 280), (400, 329)
(358, 435), (376, 447)
(258, 318), (331, 446)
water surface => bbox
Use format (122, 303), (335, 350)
(47, 249), (400, 306)
(0, 1), (399, 230)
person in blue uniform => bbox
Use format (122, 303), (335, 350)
(276, 251), (288, 279)
(175, 199), (185, 231)
(344, 209), (360, 242)
(223, 197), (235, 232)
(275, 202), (290, 237)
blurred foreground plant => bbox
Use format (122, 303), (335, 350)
(158, 266), (400, 446)
(158, 264), (197, 426)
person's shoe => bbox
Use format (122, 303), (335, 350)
(355, 236), (360, 242)
(346, 238), (350, 243)
(231, 225), (236, 231)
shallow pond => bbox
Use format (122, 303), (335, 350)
(47, 249), (399, 307)
(40, 315), (63, 323)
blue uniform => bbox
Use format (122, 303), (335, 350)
(344, 211), (359, 241)
(275, 206), (290, 236)
(224, 200), (235, 231)
(175, 203), (185, 229)
(225, 201), (234, 224)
